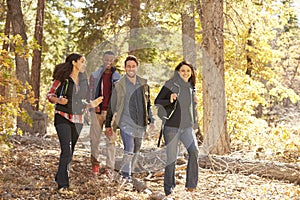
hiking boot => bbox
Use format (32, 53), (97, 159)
(99, 166), (108, 175)
(92, 165), (100, 175)
(58, 188), (74, 195)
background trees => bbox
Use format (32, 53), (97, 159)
(0, 0), (299, 158)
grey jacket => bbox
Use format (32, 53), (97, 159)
(90, 65), (120, 112)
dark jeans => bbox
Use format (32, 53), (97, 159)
(54, 114), (82, 189)
(119, 128), (143, 179)
(163, 126), (199, 196)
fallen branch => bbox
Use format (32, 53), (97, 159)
(198, 155), (300, 184)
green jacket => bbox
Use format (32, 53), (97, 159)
(105, 75), (154, 129)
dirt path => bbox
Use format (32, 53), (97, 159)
(1, 122), (300, 199)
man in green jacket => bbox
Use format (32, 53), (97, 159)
(105, 55), (154, 189)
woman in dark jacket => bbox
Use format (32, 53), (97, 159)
(154, 61), (199, 196)
(47, 53), (103, 195)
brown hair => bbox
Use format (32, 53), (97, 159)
(124, 55), (139, 66)
(175, 61), (196, 87)
(52, 53), (83, 82)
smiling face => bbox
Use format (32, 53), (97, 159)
(102, 54), (115, 70)
(125, 60), (138, 78)
(178, 64), (192, 82)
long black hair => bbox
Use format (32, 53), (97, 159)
(52, 53), (83, 82)
(174, 61), (196, 87)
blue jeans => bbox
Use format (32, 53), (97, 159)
(119, 127), (143, 179)
(55, 115), (82, 189)
(163, 126), (199, 195)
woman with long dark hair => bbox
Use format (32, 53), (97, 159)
(155, 61), (199, 196)
(47, 53), (103, 195)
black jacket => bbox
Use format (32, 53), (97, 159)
(55, 74), (89, 115)
(154, 72), (196, 128)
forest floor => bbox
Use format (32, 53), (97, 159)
(1, 110), (300, 200)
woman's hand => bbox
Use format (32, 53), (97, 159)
(58, 97), (68, 105)
(194, 95), (199, 103)
(53, 96), (68, 105)
(170, 93), (178, 103)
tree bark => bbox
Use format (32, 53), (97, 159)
(199, 155), (300, 184)
(1, 6), (12, 99)
(2, 6), (11, 51)
(7, 0), (32, 132)
(181, 3), (197, 68)
(31, 0), (45, 111)
(197, 0), (230, 155)
(7, 0), (29, 83)
(129, 0), (140, 55)
(246, 27), (253, 76)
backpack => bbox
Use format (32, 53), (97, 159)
(156, 101), (177, 121)
(156, 80), (180, 120)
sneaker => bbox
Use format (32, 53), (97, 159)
(124, 181), (133, 191)
(119, 177), (133, 191)
(92, 165), (100, 175)
(58, 188), (74, 195)
(105, 169), (115, 179)
(99, 167), (108, 175)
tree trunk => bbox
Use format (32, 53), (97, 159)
(1, 6), (12, 99)
(246, 27), (253, 76)
(31, 0), (45, 111)
(7, 0), (32, 133)
(2, 6), (11, 51)
(198, 155), (300, 184)
(129, 0), (140, 55)
(197, 0), (230, 155)
(181, 3), (197, 68)
(7, 0), (29, 83)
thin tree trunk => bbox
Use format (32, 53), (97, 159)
(31, 0), (45, 111)
(197, 0), (230, 155)
(7, 0), (29, 84)
(181, 4), (197, 68)
(129, 0), (140, 55)
(246, 27), (253, 76)
(1, 6), (12, 99)
(2, 7), (11, 51)
(7, 0), (32, 132)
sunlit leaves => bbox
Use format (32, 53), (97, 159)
(0, 35), (35, 140)
(225, 68), (268, 143)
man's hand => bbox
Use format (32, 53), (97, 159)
(94, 107), (101, 113)
(105, 127), (113, 137)
(89, 96), (103, 108)
(149, 123), (155, 132)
